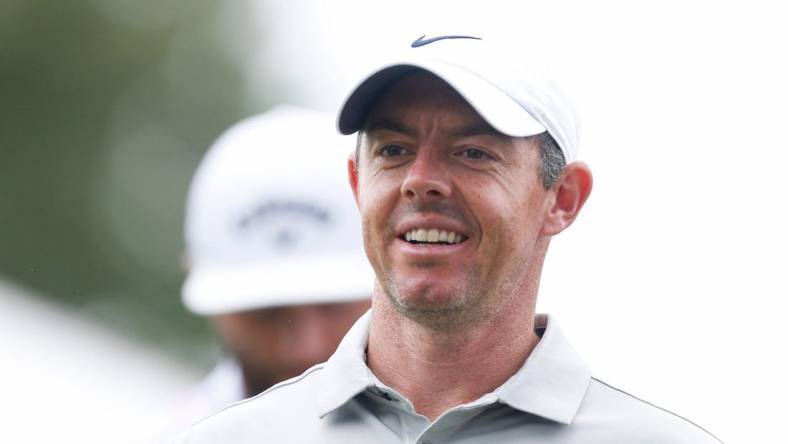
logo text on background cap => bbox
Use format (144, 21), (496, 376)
(411, 34), (482, 48)
(236, 200), (331, 250)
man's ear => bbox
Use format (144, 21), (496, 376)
(348, 152), (360, 207)
(541, 162), (593, 236)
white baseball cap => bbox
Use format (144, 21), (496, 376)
(337, 34), (580, 163)
(182, 105), (373, 315)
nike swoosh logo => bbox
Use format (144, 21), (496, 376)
(411, 34), (482, 48)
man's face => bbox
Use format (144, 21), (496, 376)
(212, 300), (369, 396)
(350, 72), (555, 327)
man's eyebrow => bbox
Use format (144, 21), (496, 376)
(363, 119), (416, 137)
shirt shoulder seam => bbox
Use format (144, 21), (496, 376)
(590, 377), (723, 443)
(185, 364), (326, 430)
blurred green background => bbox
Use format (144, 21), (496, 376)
(0, 0), (276, 366)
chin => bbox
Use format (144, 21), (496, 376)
(410, 286), (465, 307)
(386, 280), (477, 325)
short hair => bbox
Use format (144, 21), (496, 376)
(354, 131), (566, 189)
(534, 132), (566, 189)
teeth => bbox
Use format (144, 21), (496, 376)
(404, 228), (465, 244)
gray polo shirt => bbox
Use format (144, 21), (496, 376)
(175, 312), (721, 443)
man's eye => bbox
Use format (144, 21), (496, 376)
(380, 145), (406, 157)
(460, 148), (492, 160)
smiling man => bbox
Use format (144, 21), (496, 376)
(175, 35), (721, 444)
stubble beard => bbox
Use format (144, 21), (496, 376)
(377, 247), (534, 333)
(378, 263), (507, 332)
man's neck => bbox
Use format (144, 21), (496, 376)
(366, 297), (540, 421)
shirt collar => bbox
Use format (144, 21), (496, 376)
(316, 310), (375, 417)
(496, 314), (591, 424)
(316, 311), (591, 424)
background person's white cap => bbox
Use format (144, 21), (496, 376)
(337, 34), (580, 163)
(182, 105), (373, 315)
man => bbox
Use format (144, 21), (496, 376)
(168, 105), (372, 434)
(175, 36), (721, 443)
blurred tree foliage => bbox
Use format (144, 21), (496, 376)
(0, 0), (269, 365)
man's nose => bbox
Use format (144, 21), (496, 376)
(401, 149), (451, 201)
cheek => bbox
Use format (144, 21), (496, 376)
(509, 193), (550, 254)
(358, 203), (382, 253)
(478, 186), (543, 249)
(358, 177), (400, 232)
(359, 207), (388, 277)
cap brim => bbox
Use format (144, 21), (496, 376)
(338, 60), (546, 138)
(182, 254), (374, 315)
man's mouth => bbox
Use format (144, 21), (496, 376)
(401, 228), (467, 245)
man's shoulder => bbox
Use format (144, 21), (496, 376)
(581, 377), (723, 443)
(173, 364), (326, 443)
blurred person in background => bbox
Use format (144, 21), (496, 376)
(168, 105), (373, 433)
